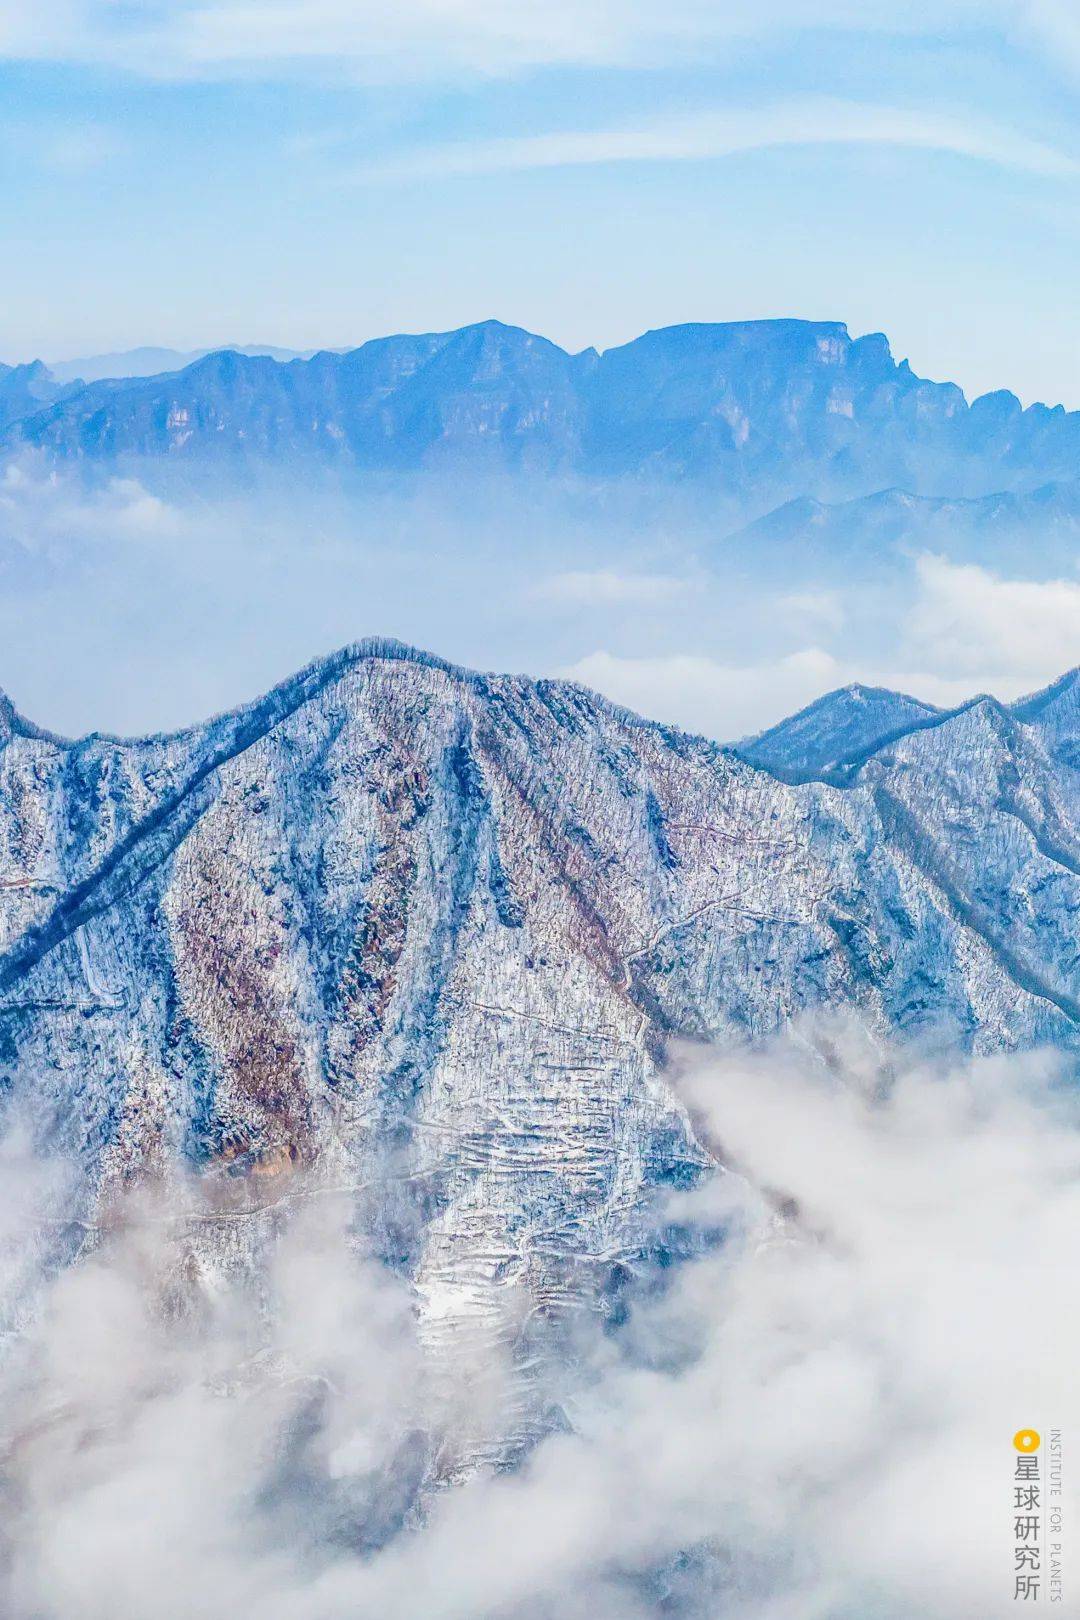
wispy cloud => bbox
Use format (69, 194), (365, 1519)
(0, 120), (127, 176)
(531, 569), (688, 610)
(351, 98), (1079, 183)
(778, 587), (846, 634)
(0, 1), (994, 79)
(563, 646), (848, 740)
(1019, 0), (1080, 80)
(561, 553), (1080, 741)
(0, 2), (1077, 123)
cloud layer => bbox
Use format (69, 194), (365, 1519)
(357, 99), (1078, 183)
(1, 1022), (1077, 1617)
(0, 1), (996, 78)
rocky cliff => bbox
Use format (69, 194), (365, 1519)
(7, 320), (1080, 503)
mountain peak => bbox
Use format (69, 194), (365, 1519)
(610, 317), (855, 358)
(737, 681), (941, 782)
(0, 687), (61, 748)
(4, 641), (1080, 1269)
(0, 359), (79, 433)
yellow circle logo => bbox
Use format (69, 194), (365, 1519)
(1014, 1429), (1041, 1453)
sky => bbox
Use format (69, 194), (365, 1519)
(4, 1), (1080, 405)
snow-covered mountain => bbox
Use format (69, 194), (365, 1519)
(738, 667), (1080, 783)
(2, 641), (1079, 1356)
(736, 683), (943, 782)
(5, 319), (1080, 505)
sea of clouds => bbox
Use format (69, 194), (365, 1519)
(0, 1020), (1076, 1618)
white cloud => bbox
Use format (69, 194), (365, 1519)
(778, 587), (846, 633)
(563, 645), (844, 738)
(0, 460), (182, 550)
(0, 1), (1030, 81)
(355, 98), (1079, 182)
(909, 552), (1080, 678)
(561, 644), (1021, 741)
(658, 1028), (1080, 1617)
(532, 569), (688, 609)
(2, 1024), (1078, 1616)
(1018, 0), (1080, 78)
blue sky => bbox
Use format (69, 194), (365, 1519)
(4, 1), (1080, 403)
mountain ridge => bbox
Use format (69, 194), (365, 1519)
(1, 637), (1078, 1408)
(2, 632), (1075, 784)
(736, 665), (1080, 783)
(5, 318), (1079, 503)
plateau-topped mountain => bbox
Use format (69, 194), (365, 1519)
(1, 641), (1079, 1360)
(5, 319), (1080, 503)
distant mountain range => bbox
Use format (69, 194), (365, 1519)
(4, 319), (1080, 510)
(716, 480), (1080, 569)
(46, 344), (322, 384)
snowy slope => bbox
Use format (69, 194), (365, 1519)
(1, 641), (1078, 1358)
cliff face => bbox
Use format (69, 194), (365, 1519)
(1, 643), (1078, 1357)
(8, 320), (1080, 502)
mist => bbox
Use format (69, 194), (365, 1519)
(0, 455), (1077, 741)
(1, 1021), (1076, 1619)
